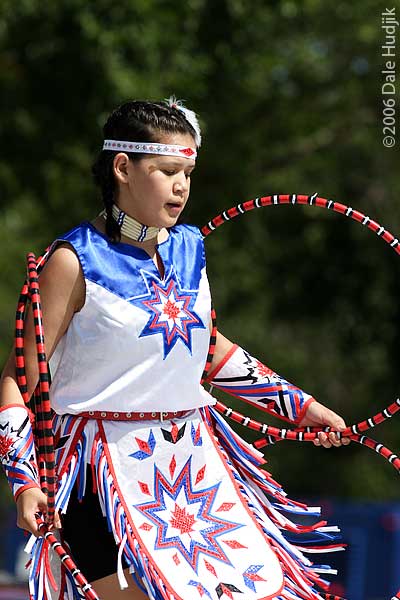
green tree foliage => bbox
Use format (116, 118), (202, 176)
(0, 0), (398, 502)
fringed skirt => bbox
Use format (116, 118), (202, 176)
(26, 407), (343, 600)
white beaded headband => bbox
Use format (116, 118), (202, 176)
(103, 140), (197, 159)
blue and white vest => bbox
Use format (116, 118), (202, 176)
(47, 222), (213, 415)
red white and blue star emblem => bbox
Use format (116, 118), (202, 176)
(131, 269), (205, 358)
(134, 458), (242, 572)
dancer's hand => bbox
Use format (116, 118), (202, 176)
(16, 487), (62, 536)
(299, 400), (352, 448)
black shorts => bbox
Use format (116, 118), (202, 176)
(62, 468), (129, 583)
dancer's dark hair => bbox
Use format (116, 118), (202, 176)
(92, 100), (198, 242)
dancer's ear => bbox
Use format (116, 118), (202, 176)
(113, 153), (131, 184)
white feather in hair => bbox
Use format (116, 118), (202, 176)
(165, 95), (202, 147)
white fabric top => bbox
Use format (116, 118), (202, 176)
(48, 222), (214, 414)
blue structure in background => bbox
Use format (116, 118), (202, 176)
(314, 500), (400, 600)
(0, 509), (27, 579)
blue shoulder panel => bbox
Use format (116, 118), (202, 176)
(52, 222), (206, 301)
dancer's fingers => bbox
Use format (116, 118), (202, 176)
(16, 487), (48, 536)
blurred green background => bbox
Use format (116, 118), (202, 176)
(0, 0), (399, 517)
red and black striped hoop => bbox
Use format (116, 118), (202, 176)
(201, 193), (400, 600)
(15, 249), (101, 600)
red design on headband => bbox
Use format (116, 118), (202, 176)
(179, 147), (195, 157)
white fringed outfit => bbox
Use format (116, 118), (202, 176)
(27, 222), (340, 600)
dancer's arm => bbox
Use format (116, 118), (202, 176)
(0, 244), (85, 407)
(0, 244), (85, 535)
(207, 331), (350, 448)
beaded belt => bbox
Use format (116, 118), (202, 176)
(78, 409), (192, 421)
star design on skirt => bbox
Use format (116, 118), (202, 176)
(134, 457), (242, 572)
(130, 269), (205, 358)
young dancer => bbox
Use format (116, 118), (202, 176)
(0, 98), (350, 600)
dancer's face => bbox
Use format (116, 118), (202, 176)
(113, 132), (196, 229)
